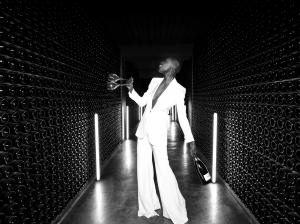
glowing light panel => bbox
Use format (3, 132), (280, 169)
(126, 106), (129, 140)
(212, 113), (218, 183)
(94, 113), (100, 181)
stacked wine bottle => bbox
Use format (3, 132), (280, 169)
(0, 0), (121, 223)
(192, 1), (299, 223)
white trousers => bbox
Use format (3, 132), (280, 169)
(137, 135), (188, 224)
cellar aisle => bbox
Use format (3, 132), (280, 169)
(59, 122), (257, 224)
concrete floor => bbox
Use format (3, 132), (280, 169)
(60, 121), (255, 224)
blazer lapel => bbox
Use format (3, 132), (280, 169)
(151, 78), (177, 110)
(148, 78), (163, 109)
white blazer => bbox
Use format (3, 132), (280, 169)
(128, 77), (194, 146)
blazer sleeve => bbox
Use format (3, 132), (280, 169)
(176, 88), (195, 143)
(128, 78), (155, 107)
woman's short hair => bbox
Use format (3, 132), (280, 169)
(167, 57), (181, 74)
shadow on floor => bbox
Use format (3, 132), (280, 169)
(60, 122), (255, 224)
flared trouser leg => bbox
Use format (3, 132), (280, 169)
(137, 136), (161, 218)
(152, 143), (189, 224)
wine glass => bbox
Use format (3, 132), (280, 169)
(107, 74), (133, 91)
(107, 73), (127, 83)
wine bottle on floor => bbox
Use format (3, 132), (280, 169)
(193, 155), (211, 184)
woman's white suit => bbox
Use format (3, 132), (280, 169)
(128, 77), (194, 224)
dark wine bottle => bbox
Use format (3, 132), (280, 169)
(193, 155), (211, 184)
(0, 110), (9, 123)
(9, 97), (19, 110)
(0, 125), (10, 138)
(0, 98), (9, 110)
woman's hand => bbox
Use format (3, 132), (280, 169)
(126, 77), (134, 92)
(188, 141), (197, 157)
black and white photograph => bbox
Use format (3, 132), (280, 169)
(0, 0), (298, 223)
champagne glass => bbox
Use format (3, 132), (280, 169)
(107, 82), (132, 91)
(107, 82), (120, 91)
(107, 73), (127, 83)
(107, 74), (133, 91)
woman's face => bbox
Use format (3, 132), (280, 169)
(158, 59), (173, 74)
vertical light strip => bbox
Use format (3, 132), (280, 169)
(120, 56), (125, 141)
(188, 98), (192, 123)
(122, 103), (125, 140)
(126, 106), (129, 140)
(94, 113), (100, 181)
(212, 113), (218, 183)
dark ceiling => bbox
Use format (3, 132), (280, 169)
(75, 0), (232, 45)
(71, 0), (234, 79)
(100, 15), (215, 45)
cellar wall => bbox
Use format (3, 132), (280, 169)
(192, 0), (299, 223)
(0, 0), (121, 223)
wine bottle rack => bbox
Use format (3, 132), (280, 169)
(0, 0), (121, 223)
(192, 0), (299, 223)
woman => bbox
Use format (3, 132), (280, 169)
(126, 57), (196, 224)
